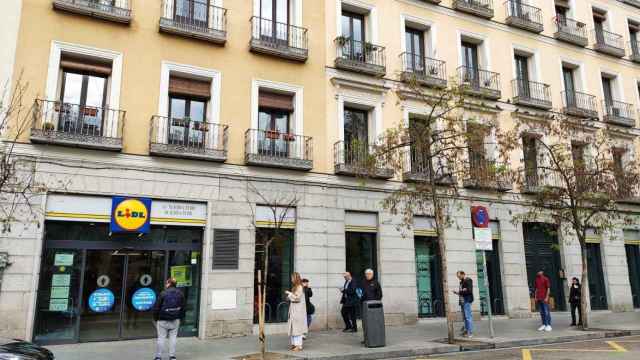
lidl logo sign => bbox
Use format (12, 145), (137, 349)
(110, 197), (151, 233)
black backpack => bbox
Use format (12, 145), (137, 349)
(158, 288), (185, 321)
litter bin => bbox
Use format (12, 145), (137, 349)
(362, 300), (385, 347)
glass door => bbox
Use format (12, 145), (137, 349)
(169, 96), (207, 149)
(341, 11), (365, 61)
(461, 42), (480, 88)
(405, 28), (425, 74)
(60, 71), (107, 136)
(415, 237), (444, 317)
(514, 54), (530, 98)
(260, 0), (289, 45)
(343, 107), (368, 165)
(586, 243), (608, 310)
(168, 250), (201, 336)
(563, 67), (576, 107)
(258, 108), (290, 157)
(175, 0), (209, 28)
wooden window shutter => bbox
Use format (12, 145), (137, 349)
(592, 11), (607, 21)
(212, 229), (239, 270)
(258, 91), (294, 111)
(60, 55), (112, 76)
(169, 76), (211, 98)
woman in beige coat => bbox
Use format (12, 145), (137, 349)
(286, 272), (307, 351)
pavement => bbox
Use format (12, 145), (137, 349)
(49, 311), (640, 360)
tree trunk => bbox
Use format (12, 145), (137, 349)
(579, 240), (590, 329)
(259, 242), (271, 359)
(435, 202), (454, 343)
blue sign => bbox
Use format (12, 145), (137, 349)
(131, 287), (157, 312)
(110, 197), (152, 234)
(88, 288), (115, 313)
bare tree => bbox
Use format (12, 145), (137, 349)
(498, 113), (640, 329)
(366, 76), (504, 343)
(247, 181), (300, 360)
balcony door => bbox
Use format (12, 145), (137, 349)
(461, 42), (480, 87)
(341, 11), (365, 61)
(259, 0), (289, 45)
(405, 28), (425, 74)
(175, 0), (209, 28)
(562, 67), (576, 107)
(630, 24), (640, 55)
(602, 76), (614, 107)
(168, 96), (207, 149)
(466, 123), (487, 177)
(593, 12), (606, 44)
(343, 107), (368, 164)
(514, 54), (530, 98)
(60, 71), (107, 136)
(523, 136), (538, 188)
(258, 108), (290, 157)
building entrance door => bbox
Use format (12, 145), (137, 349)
(414, 236), (444, 317)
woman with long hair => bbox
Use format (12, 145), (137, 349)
(569, 277), (582, 326)
(286, 272), (308, 351)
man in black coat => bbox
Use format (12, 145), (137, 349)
(153, 278), (185, 360)
(340, 271), (359, 332)
(361, 269), (383, 302)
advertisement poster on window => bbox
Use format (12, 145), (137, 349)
(170, 265), (192, 287)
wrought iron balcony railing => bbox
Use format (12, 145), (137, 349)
(150, 115), (227, 161)
(554, 16), (588, 47)
(250, 16), (308, 62)
(458, 66), (501, 100)
(602, 100), (636, 127)
(30, 99), (124, 151)
(592, 29), (625, 57)
(562, 91), (598, 119)
(512, 78), (552, 110)
(621, 0), (640, 9)
(522, 168), (565, 194)
(244, 129), (313, 171)
(401, 150), (456, 185)
(463, 159), (512, 192)
(629, 40), (640, 63)
(453, 0), (494, 19)
(52, 0), (132, 24)
(333, 141), (394, 179)
(399, 53), (447, 88)
(504, 1), (543, 33)
(334, 37), (386, 77)
(159, 0), (227, 44)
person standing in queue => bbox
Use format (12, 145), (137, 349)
(340, 272), (358, 332)
(153, 278), (185, 360)
(302, 278), (315, 339)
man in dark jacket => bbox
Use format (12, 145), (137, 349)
(153, 278), (185, 360)
(302, 278), (314, 337)
(453, 270), (474, 338)
(361, 269), (383, 302)
(340, 272), (358, 332)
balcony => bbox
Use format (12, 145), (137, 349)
(333, 141), (394, 179)
(452, 0), (494, 19)
(629, 41), (640, 63)
(522, 169), (565, 194)
(150, 115), (227, 161)
(554, 17), (588, 47)
(334, 37), (386, 77)
(52, 0), (131, 24)
(512, 79), (552, 110)
(602, 100), (636, 127)
(561, 91), (598, 119)
(401, 150), (456, 185)
(159, 0), (227, 44)
(621, 0), (640, 9)
(244, 129), (313, 171)
(458, 66), (501, 100)
(399, 53), (447, 88)
(592, 29), (625, 58)
(30, 99), (124, 151)
(418, 0), (442, 3)
(250, 17), (308, 62)
(463, 159), (512, 192)
(504, 1), (543, 33)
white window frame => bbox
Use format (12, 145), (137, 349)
(554, 0), (576, 19)
(45, 41), (123, 138)
(158, 61), (222, 147)
(251, 78), (304, 134)
(598, 68), (624, 102)
(511, 44), (541, 82)
(400, 15), (437, 59)
(336, 0), (378, 44)
(337, 93), (382, 145)
(457, 30), (491, 70)
(558, 57), (586, 92)
(253, 0), (303, 26)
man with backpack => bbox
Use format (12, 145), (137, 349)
(153, 278), (185, 360)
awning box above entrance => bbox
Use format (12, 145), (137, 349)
(45, 194), (207, 226)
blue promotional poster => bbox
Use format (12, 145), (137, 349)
(88, 288), (115, 313)
(110, 197), (152, 233)
(131, 288), (157, 311)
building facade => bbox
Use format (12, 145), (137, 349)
(1, 0), (640, 344)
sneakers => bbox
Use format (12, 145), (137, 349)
(462, 333), (473, 338)
(537, 325), (546, 331)
(544, 325), (552, 332)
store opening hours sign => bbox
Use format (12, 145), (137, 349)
(471, 206), (493, 251)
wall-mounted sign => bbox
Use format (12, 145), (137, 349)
(50, 286), (70, 299)
(139, 274), (153, 287)
(170, 265), (192, 287)
(51, 274), (71, 287)
(49, 298), (68, 312)
(131, 287), (156, 311)
(110, 197), (152, 233)
(88, 288), (115, 313)
(471, 206), (490, 228)
(54, 253), (74, 266)
(471, 206), (493, 251)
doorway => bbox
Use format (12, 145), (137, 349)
(586, 243), (608, 310)
(414, 236), (444, 317)
(476, 239), (505, 315)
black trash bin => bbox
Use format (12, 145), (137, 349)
(362, 300), (385, 347)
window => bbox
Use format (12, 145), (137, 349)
(555, 2), (568, 24)
(613, 149), (625, 175)
(175, 0), (209, 27)
(466, 122), (488, 174)
(601, 75), (614, 106)
(523, 136), (538, 186)
(341, 11), (366, 60)
(562, 66), (577, 105)
(344, 107), (368, 148)
(630, 21), (640, 55)
(257, 90), (293, 156)
(514, 54), (531, 97)
(593, 8), (607, 43)
(259, 0), (290, 43)
(405, 27), (425, 73)
(571, 142), (586, 171)
(168, 75), (211, 148)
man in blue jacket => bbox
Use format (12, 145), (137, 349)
(153, 278), (185, 360)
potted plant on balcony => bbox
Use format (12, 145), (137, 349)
(265, 129), (280, 140)
(282, 133), (296, 142)
(335, 35), (350, 47)
(43, 122), (55, 132)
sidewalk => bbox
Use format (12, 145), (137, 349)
(49, 311), (640, 360)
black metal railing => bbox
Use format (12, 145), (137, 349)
(402, 149), (454, 183)
(454, 0), (494, 11)
(465, 159), (511, 190)
(504, 1), (543, 26)
(512, 79), (551, 105)
(335, 37), (386, 69)
(400, 52), (447, 82)
(250, 16), (308, 51)
(593, 28), (624, 50)
(629, 40), (640, 58)
(160, 0), (226, 35)
(523, 168), (564, 192)
(333, 141), (391, 174)
(32, 99), (124, 141)
(150, 115), (227, 154)
(54, 0), (132, 18)
(458, 66), (501, 93)
(602, 100), (635, 121)
(562, 91), (598, 115)
(244, 129), (312, 162)
(554, 16), (588, 39)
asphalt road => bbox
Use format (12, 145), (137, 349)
(396, 335), (640, 360)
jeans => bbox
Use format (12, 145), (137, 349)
(538, 301), (551, 326)
(306, 314), (313, 328)
(156, 319), (180, 358)
(461, 301), (473, 335)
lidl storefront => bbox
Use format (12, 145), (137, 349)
(32, 195), (206, 344)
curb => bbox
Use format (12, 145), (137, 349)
(293, 344), (459, 360)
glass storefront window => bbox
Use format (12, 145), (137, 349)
(345, 232), (377, 283)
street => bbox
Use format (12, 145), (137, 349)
(402, 336), (640, 360)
